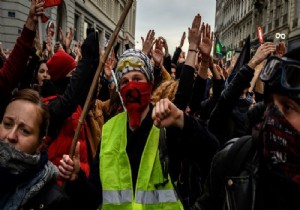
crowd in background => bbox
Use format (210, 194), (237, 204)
(0, 1), (300, 210)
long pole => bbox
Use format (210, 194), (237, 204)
(68, 0), (134, 158)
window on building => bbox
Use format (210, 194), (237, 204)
(268, 22), (272, 31)
(83, 21), (92, 39)
(8, 11), (15, 18)
(269, 10), (273, 22)
(282, 1), (287, 14)
(74, 13), (80, 40)
(275, 18), (279, 27)
(296, 0), (300, 16)
(276, 5), (281, 18)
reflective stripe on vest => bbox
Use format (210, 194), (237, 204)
(102, 189), (179, 204)
(103, 190), (132, 204)
(136, 189), (179, 204)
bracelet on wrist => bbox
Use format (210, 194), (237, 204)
(188, 49), (198, 53)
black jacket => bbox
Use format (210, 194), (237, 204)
(208, 65), (255, 145)
(46, 32), (99, 140)
(173, 64), (195, 112)
(191, 136), (300, 210)
(22, 180), (70, 210)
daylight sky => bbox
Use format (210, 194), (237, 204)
(135, 0), (216, 55)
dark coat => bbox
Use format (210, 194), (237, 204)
(22, 180), (70, 210)
(191, 136), (300, 210)
(45, 32), (99, 140)
(0, 26), (36, 117)
(208, 65), (255, 145)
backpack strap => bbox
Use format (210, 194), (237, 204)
(224, 135), (254, 177)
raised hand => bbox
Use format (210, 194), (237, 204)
(65, 27), (75, 54)
(151, 48), (164, 67)
(185, 14), (202, 69)
(46, 32), (53, 57)
(0, 42), (7, 59)
(142, 29), (155, 55)
(59, 142), (81, 181)
(75, 41), (82, 62)
(188, 14), (202, 50)
(179, 31), (186, 48)
(59, 27), (65, 44)
(161, 37), (169, 57)
(209, 57), (224, 80)
(152, 98), (184, 129)
(25, 0), (44, 31)
(34, 32), (42, 56)
(104, 50), (116, 80)
(248, 42), (276, 69)
(155, 38), (164, 51)
(199, 23), (213, 60)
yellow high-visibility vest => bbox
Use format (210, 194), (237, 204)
(100, 112), (183, 210)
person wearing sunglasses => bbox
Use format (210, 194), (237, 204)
(189, 46), (300, 210)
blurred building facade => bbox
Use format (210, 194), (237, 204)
(0, 0), (136, 54)
(214, 0), (300, 52)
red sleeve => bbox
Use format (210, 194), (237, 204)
(0, 25), (36, 97)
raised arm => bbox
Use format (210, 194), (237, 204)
(0, 0), (44, 99)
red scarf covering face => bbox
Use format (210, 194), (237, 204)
(261, 104), (300, 185)
(120, 81), (152, 129)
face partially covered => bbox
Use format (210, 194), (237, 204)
(119, 71), (152, 129)
(0, 100), (42, 154)
(272, 94), (300, 132)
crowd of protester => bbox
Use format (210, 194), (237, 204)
(0, 1), (299, 209)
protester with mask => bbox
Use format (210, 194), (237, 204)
(58, 44), (219, 209)
(0, 89), (70, 209)
(208, 42), (276, 145)
(191, 46), (300, 210)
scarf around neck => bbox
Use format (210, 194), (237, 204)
(0, 141), (58, 210)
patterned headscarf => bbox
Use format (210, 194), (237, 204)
(115, 49), (154, 83)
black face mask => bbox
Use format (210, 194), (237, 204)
(39, 79), (58, 97)
(259, 103), (300, 185)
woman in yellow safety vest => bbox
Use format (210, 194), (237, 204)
(59, 15), (220, 210)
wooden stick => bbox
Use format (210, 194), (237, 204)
(68, 0), (134, 158)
